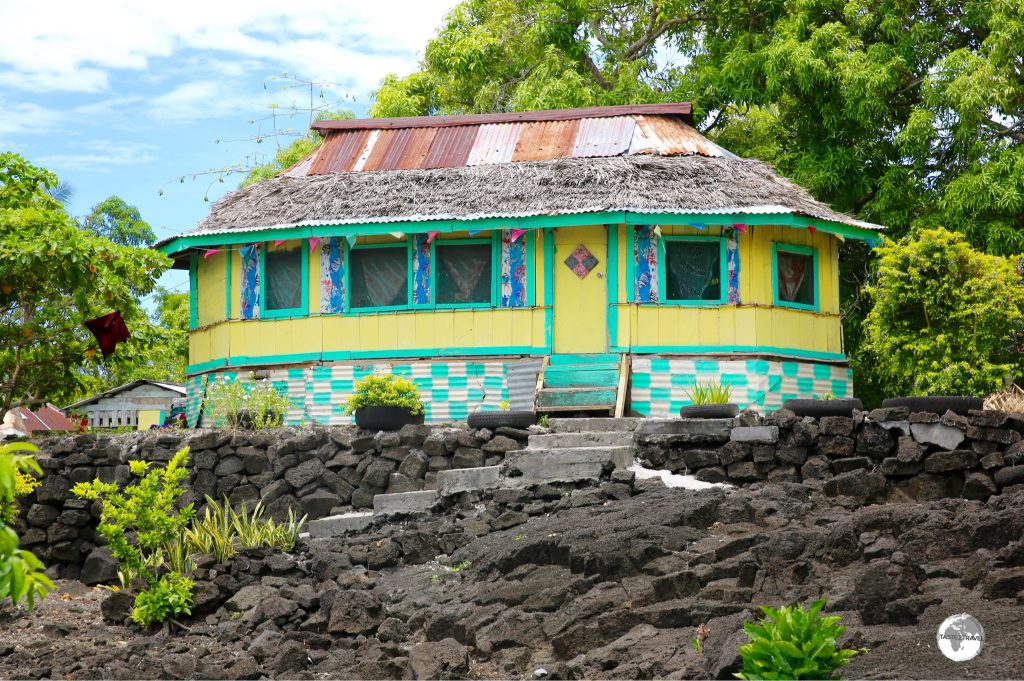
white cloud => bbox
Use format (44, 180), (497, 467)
(0, 100), (65, 140)
(0, 1), (456, 95)
(36, 141), (159, 171)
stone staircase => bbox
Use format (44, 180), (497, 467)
(306, 417), (638, 539)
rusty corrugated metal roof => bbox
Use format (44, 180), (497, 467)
(292, 103), (734, 176)
(512, 119), (579, 161)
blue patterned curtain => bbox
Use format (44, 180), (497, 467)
(240, 244), (260, 319)
(320, 237), (345, 313)
(634, 226), (659, 303)
(412, 234), (431, 304)
(500, 230), (527, 307)
(727, 234), (740, 304)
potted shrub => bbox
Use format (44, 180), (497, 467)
(205, 374), (291, 429)
(467, 399), (536, 429)
(783, 392), (863, 418)
(343, 374), (425, 431)
(879, 395), (983, 415)
(679, 381), (738, 418)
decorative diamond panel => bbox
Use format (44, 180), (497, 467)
(564, 244), (599, 279)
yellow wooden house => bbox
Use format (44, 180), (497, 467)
(156, 103), (882, 425)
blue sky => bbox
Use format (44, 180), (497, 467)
(0, 0), (458, 295)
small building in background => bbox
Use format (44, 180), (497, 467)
(2, 405), (79, 435)
(66, 380), (186, 429)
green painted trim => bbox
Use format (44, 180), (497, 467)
(224, 248), (232, 320)
(538, 388), (617, 408)
(656, 235), (728, 306)
(260, 241), (309, 319)
(186, 357), (228, 374)
(625, 224), (635, 303)
(525, 230), (536, 307)
(543, 228), (554, 353)
(625, 212), (880, 243)
(628, 344), (846, 362)
(188, 253), (198, 330)
(606, 224), (618, 347)
(772, 242), (819, 312)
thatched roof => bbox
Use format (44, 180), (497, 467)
(180, 155), (880, 239)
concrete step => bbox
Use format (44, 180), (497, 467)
(548, 417), (642, 433)
(527, 431), (634, 449)
(372, 490), (439, 516)
(437, 466), (501, 496)
(306, 511), (374, 538)
(505, 446), (634, 471)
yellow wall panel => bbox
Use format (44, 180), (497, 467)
(308, 241), (321, 315)
(196, 252), (227, 326)
(230, 250), (240, 320)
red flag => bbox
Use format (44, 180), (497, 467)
(84, 311), (131, 357)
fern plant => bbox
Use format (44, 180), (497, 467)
(736, 599), (865, 680)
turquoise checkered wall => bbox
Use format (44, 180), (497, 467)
(187, 360), (510, 427)
(630, 357), (852, 416)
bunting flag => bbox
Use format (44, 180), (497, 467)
(468, 229), (483, 236)
(426, 230), (440, 244)
(308, 236), (320, 252)
(692, 223), (707, 230)
(344, 234), (357, 248)
(733, 223), (747, 234)
(653, 225), (663, 239)
(509, 228), (526, 242)
(389, 232), (404, 240)
(807, 226), (817, 234)
(836, 233), (846, 242)
(202, 249), (221, 259)
(239, 244), (257, 258)
(273, 239), (285, 247)
(84, 311), (131, 357)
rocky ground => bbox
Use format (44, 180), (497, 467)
(1, 475), (1023, 680)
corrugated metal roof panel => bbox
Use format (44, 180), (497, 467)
(632, 116), (726, 157)
(361, 129), (404, 171)
(466, 123), (521, 165)
(308, 129), (371, 174)
(572, 116), (635, 157)
(394, 128), (438, 170)
(511, 119), (579, 161)
(423, 126), (478, 169)
(283, 146), (318, 177)
(351, 129), (381, 172)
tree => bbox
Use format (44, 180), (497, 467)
(860, 227), (1024, 398)
(0, 153), (171, 419)
(80, 196), (156, 247)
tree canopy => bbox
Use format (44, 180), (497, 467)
(0, 153), (172, 417)
(80, 196), (157, 248)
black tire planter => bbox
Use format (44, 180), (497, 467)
(354, 406), (425, 431)
(679, 404), (739, 419)
(466, 410), (536, 429)
(880, 396), (984, 416)
(783, 398), (863, 418)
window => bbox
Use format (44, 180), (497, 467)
(264, 245), (305, 314)
(774, 243), (817, 310)
(435, 242), (493, 305)
(350, 246), (408, 309)
(663, 238), (724, 302)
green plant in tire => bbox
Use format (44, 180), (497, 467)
(685, 381), (732, 405)
(735, 599), (865, 680)
(342, 374), (424, 415)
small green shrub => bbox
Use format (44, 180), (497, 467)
(132, 573), (194, 627)
(736, 599), (865, 680)
(0, 442), (53, 610)
(72, 447), (196, 626)
(186, 496), (307, 562)
(0, 466), (39, 525)
(205, 373), (292, 429)
(685, 381), (733, 405)
(342, 374), (424, 415)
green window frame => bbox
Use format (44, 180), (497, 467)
(431, 236), (499, 309)
(347, 242), (412, 312)
(260, 242), (309, 319)
(772, 242), (819, 311)
(657, 235), (728, 306)
(188, 252), (198, 330)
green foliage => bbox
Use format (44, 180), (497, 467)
(205, 374), (293, 429)
(0, 442), (52, 610)
(685, 381), (733, 405)
(131, 573), (193, 627)
(187, 496), (307, 562)
(0, 466), (39, 525)
(79, 196), (156, 248)
(736, 599), (865, 680)
(72, 447), (195, 626)
(0, 153), (171, 417)
(860, 228), (1024, 397)
(343, 374), (424, 415)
